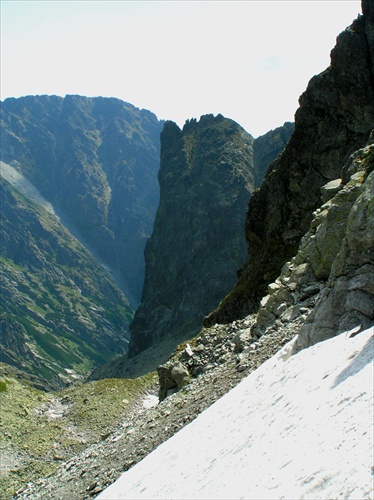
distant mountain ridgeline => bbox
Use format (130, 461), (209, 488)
(1, 95), (164, 306)
(0, 93), (293, 386)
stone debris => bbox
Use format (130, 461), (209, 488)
(15, 315), (295, 500)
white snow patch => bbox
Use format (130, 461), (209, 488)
(142, 394), (159, 409)
(98, 327), (374, 500)
(1, 160), (59, 218)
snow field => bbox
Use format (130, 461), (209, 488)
(98, 327), (374, 500)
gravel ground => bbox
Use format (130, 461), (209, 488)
(14, 315), (298, 500)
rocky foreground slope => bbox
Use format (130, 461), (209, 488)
(1, 3), (373, 499)
(98, 327), (374, 500)
(10, 128), (373, 499)
(10, 315), (295, 500)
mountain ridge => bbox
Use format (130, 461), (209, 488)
(1, 4), (373, 497)
(1, 94), (164, 306)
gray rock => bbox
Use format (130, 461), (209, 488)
(170, 362), (190, 389)
(233, 330), (252, 353)
(129, 115), (256, 355)
(294, 150), (374, 351)
(158, 361), (190, 401)
(320, 178), (342, 203)
(248, 140), (373, 349)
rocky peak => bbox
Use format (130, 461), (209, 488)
(128, 114), (256, 356)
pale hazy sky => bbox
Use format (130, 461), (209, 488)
(1, 1), (361, 137)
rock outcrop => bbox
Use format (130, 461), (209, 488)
(205, 3), (374, 326)
(128, 115), (256, 355)
(248, 137), (373, 348)
(0, 95), (163, 305)
(156, 137), (373, 400)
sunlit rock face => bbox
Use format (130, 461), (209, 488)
(129, 114), (256, 355)
(205, 2), (374, 326)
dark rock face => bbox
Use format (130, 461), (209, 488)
(129, 115), (256, 355)
(0, 95), (163, 305)
(205, 4), (374, 326)
(253, 122), (294, 188)
(0, 178), (132, 389)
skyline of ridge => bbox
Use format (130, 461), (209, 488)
(1, 0), (361, 137)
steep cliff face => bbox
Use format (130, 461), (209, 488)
(246, 136), (374, 348)
(0, 177), (132, 389)
(253, 122), (294, 188)
(152, 135), (373, 403)
(129, 115), (256, 355)
(205, 3), (374, 326)
(0, 95), (163, 305)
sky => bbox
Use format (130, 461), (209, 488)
(98, 326), (373, 499)
(1, 0), (362, 137)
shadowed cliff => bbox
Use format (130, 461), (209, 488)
(128, 115), (256, 355)
(205, 2), (374, 326)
